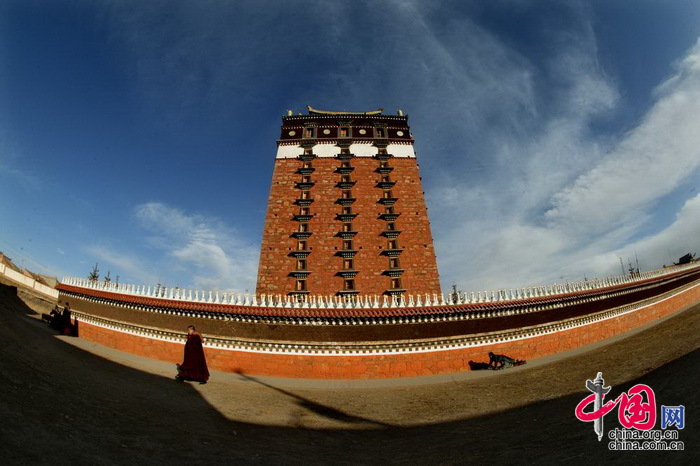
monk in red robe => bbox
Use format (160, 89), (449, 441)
(176, 325), (209, 384)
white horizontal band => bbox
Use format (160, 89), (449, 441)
(276, 143), (415, 159)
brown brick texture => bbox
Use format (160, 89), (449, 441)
(256, 155), (441, 296)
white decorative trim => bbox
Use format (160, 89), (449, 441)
(72, 280), (699, 357)
(275, 142), (415, 159)
(60, 262), (700, 311)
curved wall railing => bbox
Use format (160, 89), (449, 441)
(56, 262), (700, 378)
(60, 262), (700, 312)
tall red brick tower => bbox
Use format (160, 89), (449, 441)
(256, 106), (441, 298)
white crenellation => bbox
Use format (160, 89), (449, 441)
(58, 262), (700, 310)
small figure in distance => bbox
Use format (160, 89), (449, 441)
(175, 325), (210, 385)
(61, 302), (74, 336)
(42, 304), (61, 325)
(487, 351), (526, 370)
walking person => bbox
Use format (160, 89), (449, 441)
(176, 325), (210, 384)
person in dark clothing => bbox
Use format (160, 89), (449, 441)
(43, 305), (61, 326)
(61, 303), (74, 335)
(488, 351), (526, 370)
(176, 325), (210, 384)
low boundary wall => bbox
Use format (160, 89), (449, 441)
(0, 263), (58, 300)
(58, 264), (700, 379)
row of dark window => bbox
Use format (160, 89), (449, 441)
(299, 125), (389, 139)
(291, 148), (315, 294)
(290, 148), (405, 296)
(376, 150), (404, 293)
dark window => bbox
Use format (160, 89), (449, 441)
(297, 259), (307, 270)
(296, 280), (307, 291)
(343, 258), (354, 270)
(344, 279), (355, 291)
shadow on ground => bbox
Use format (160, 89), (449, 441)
(0, 282), (697, 464)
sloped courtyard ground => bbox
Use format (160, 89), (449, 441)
(1, 279), (697, 464)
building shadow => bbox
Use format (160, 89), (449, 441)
(235, 370), (392, 428)
(468, 360), (491, 370)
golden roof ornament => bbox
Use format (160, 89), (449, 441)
(306, 105), (384, 116)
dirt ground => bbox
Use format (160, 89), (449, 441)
(0, 279), (697, 464)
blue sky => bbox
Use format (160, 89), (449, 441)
(1, 0), (699, 294)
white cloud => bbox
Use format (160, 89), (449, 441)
(85, 243), (159, 285)
(545, 39), (700, 239)
(96, 2), (699, 294)
(133, 202), (259, 291)
(85, 202), (259, 291)
(616, 193), (700, 269)
(437, 39), (700, 292)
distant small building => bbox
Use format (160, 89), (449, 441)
(0, 252), (22, 273)
(675, 253), (696, 265)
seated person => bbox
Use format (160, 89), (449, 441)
(42, 305), (61, 324)
(48, 305), (65, 331)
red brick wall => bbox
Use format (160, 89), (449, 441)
(76, 282), (699, 379)
(78, 322), (184, 364)
(256, 154), (441, 296)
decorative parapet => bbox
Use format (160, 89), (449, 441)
(60, 263), (700, 311)
(67, 279), (698, 356)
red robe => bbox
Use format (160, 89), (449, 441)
(178, 333), (210, 382)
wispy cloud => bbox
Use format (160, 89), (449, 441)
(436, 38), (700, 291)
(620, 193), (700, 268)
(545, 39), (700, 239)
(0, 128), (42, 191)
(97, 2), (699, 293)
(133, 202), (259, 291)
(85, 243), (159, 285)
